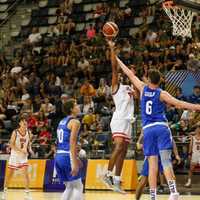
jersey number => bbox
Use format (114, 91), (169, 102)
(20, 142), (24, 149)
(146, 100), (153, 115)
(57, 129), (64, 143)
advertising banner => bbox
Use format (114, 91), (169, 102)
(43, 160), (65, 192)
(5, 160), (46, 188)
(0, 160), (6, 190)
(85, 159), (138, 190)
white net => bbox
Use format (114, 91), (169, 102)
(163, 1), (194, 38)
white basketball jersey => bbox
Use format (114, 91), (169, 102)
(112, 84), (134, 120)
(192, 136), (200, 154)
(10, 129), (30, 157)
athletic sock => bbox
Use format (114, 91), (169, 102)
(114, 176), (120, 182)
(106, 170), (113, 177)
(150, 188), (157, 200)
(168, 180), (177, 194)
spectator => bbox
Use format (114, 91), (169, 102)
(187, 85), (200, 104)
(27, 27), (42, 44)
(96, 78), (110, 98)
(86, 24), (96, 40)
(80, 79), (96, 97)
(175, 87), (187, 101)
(39, 97), (55, 117)
(82, 96), (95, 114)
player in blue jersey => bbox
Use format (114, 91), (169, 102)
(107, 41), (200, 200)
(55, 99), (83, 200)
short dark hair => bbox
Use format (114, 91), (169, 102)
(148, 69), (161, 85)
(193, 85), (200, 90)
(18, 112), (29, 121)
(62, 99), (76, 115)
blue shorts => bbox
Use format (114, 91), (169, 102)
(141, 157), (163, 177)
(143, 124), (173, 156)
(55, 153), (81, 183)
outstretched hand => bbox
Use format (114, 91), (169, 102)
(107, 40), (115, 50)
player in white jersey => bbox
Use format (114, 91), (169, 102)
(102, 40), (135, 193)
(1, 113), (32, 200)
(185, 124), (200, 187)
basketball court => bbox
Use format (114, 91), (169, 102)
(0, 190), (200, 200)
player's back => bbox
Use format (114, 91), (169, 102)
(56, 116), (74, 152)
(112, 84), (134, 120)
(141, 85), (167, 127)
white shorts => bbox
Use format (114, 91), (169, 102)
(8, 154), (28, 170)
(191, 153), (200, 164)
(110, 118), (132, 143)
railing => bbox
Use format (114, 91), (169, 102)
(0, 0), (22, 47)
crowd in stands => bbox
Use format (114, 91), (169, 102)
(0, 0), (200, 167)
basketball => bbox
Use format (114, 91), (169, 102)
(102, 21), (119, 39)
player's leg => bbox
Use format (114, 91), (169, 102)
(143, 127), (159, 200)
(61, 182), (73, 200)
(158, 127), (179, 200)
(22, 165), (32, 200)
(70, 178), (83, 200)
(1, 168), (15, 200)
(135, 176), (148, 200)
(55, 154), (73, 200)
(113, 140), (128, 193)
(148, 156), (158, 200)
(103, 137), (124, 187)
(135, 158), (149, 200)
(185, 162), (196, 187)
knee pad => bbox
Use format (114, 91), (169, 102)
(159, 149), (173, 170)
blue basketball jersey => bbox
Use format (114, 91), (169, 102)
(141, 86), (167, 127)
(55, 116), (82, 183)
(56, 116), (77, 152)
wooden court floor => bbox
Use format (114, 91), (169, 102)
(0, 190), (200, 200)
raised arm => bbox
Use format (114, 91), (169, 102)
(107, 40), (119, 94)
(116, 56), (145, 93)
(160, 91), (200, 111)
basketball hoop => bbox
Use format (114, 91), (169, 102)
(162, 0), (195, 38)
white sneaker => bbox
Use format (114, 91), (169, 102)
(113, 180), (126, 194)
(1, 188), (7, 200)
(184, 179), (191, 187)
(24, 191), (32, 200)
(168, 193), (180, 200)
(1, 193), (6, 200)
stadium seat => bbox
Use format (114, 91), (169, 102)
(48, 8), (57, 16)
(21, 17), (31, 26)
(0, 4), (8, 12)
(74, 0), (82, 4)
(48, 16), (57, 25)
(83, 4), (93, 12)
(134, 17), (143, 26)
(0, 12), (8, 20)
(39, 0), (48, 8)
(11, 29), (20, 37)
(119, 0), (129, 8)
(146, 16), (154, 24)
(76, 23), (85, 31)
(39, 26), (48, 34)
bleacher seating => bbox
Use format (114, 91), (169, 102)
(0, 0), (18, 24)
(12, 0), (157, 41)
